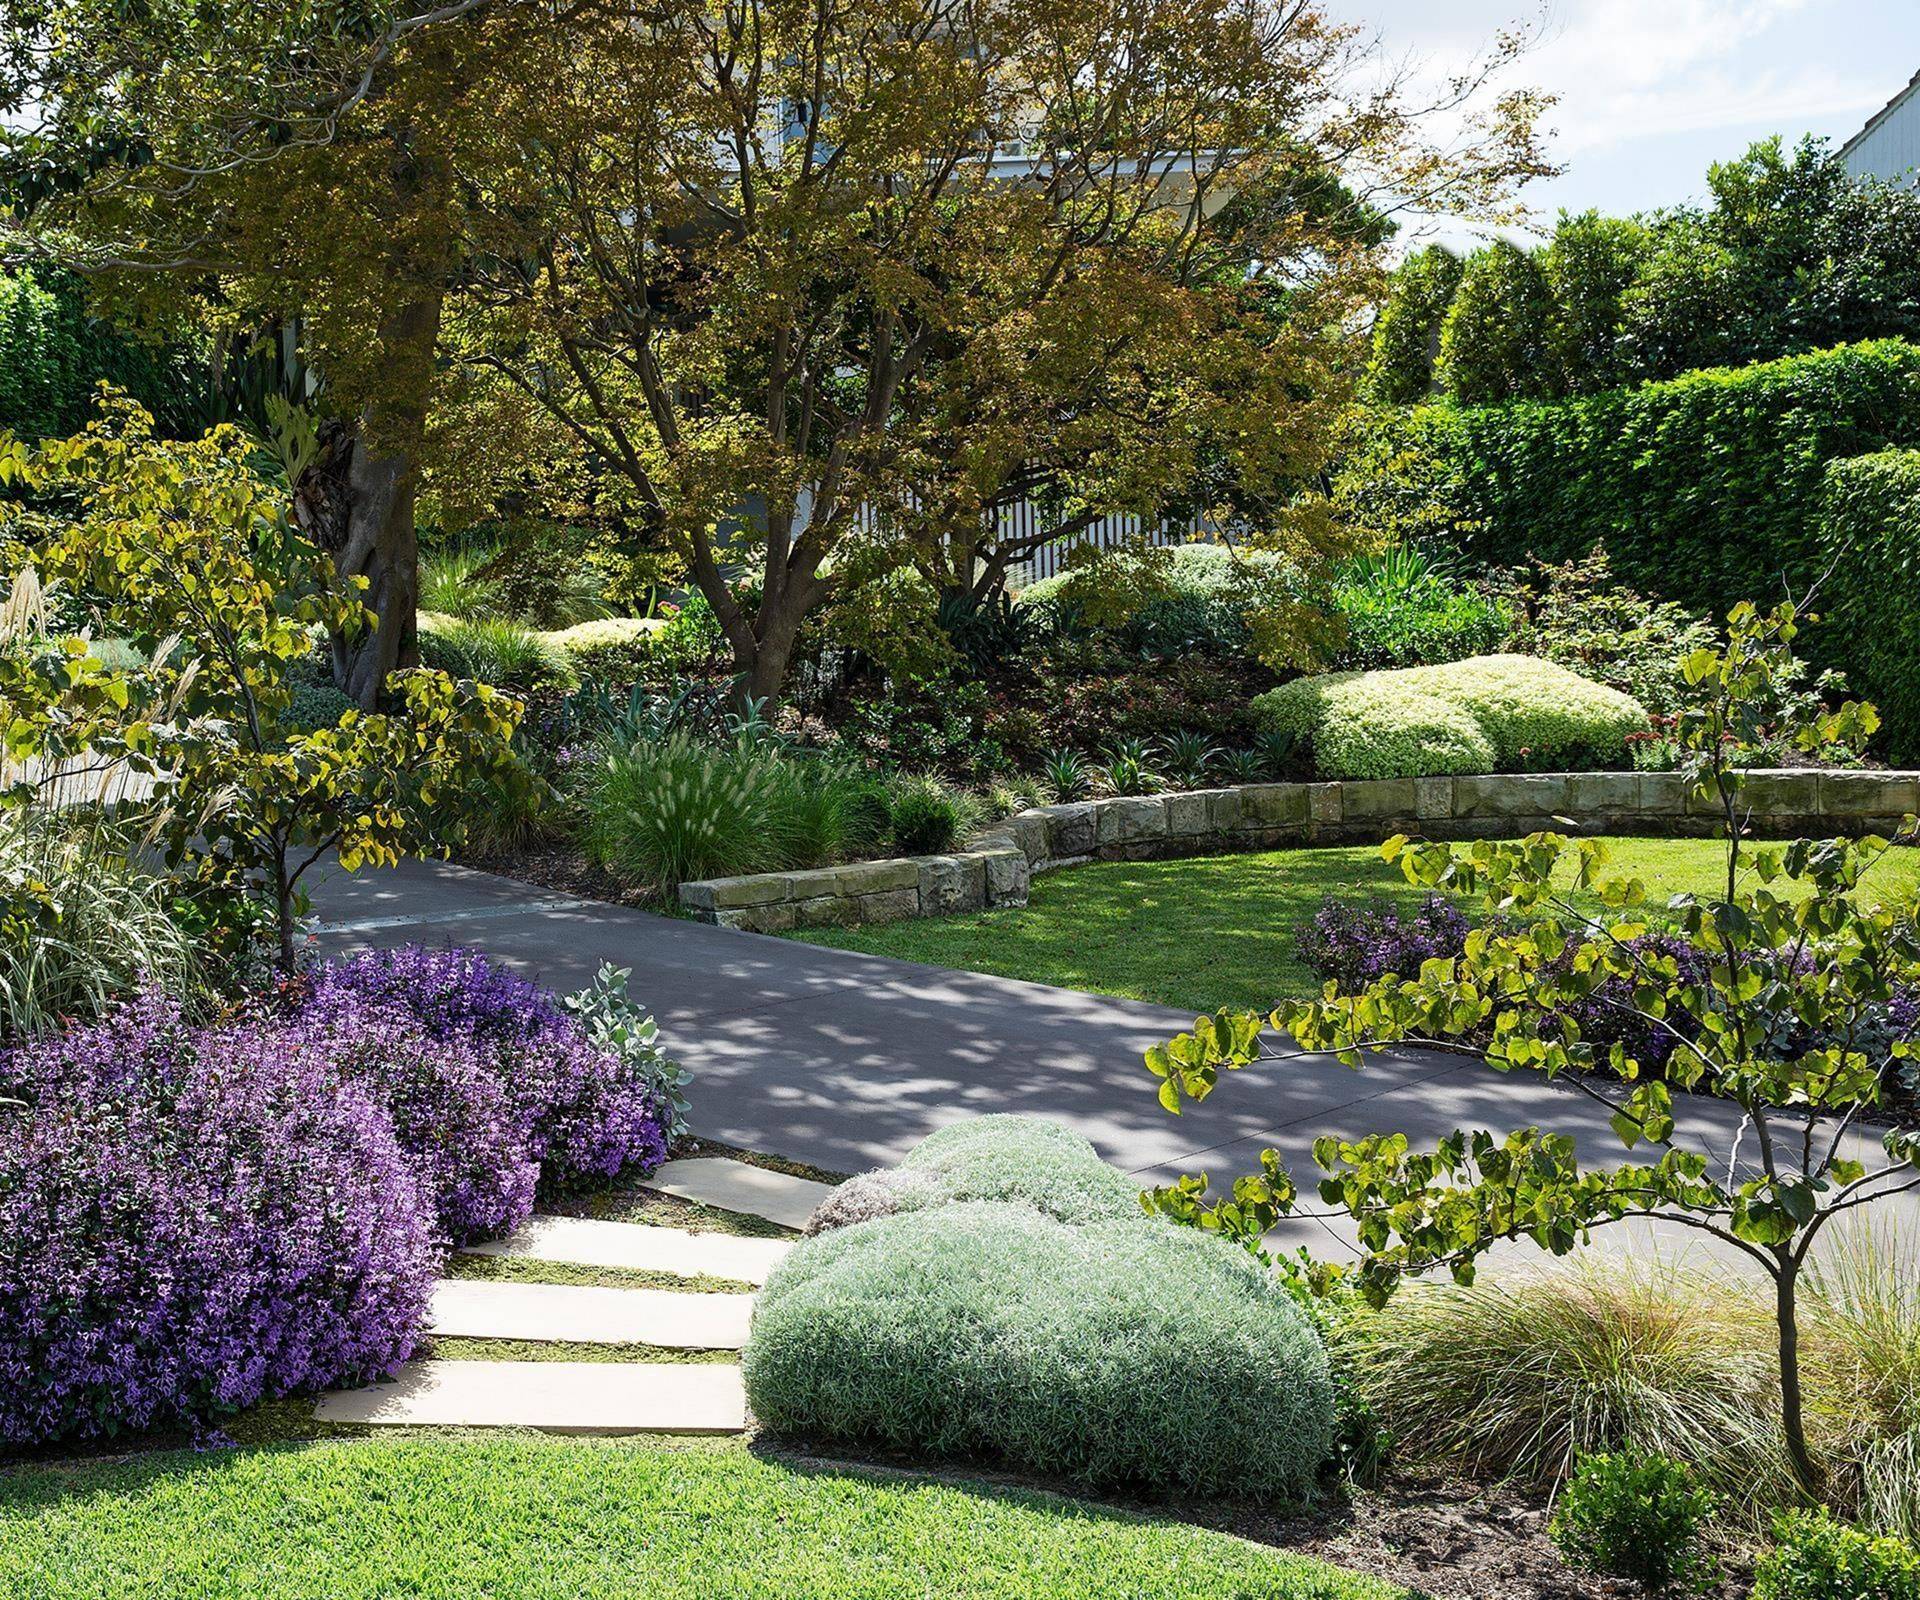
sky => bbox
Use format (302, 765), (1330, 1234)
(1341, 0), (1920, 248)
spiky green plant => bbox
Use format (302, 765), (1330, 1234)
(1, 811), (198, 1039)
(1156, 729), (1222, 789)
(583, 737), (784, 894)
(1041, 747), (1092, 803)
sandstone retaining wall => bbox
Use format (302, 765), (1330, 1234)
(677, 768), (1920, 933)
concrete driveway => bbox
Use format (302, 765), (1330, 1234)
(311, 858), (1916, 1274)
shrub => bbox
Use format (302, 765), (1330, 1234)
(418, 613), (580, 694)
(1345, 340), (1920, 716)
(1483, 549), (1717, 715)
(1754, 1511), (1920, 1600)
(1549, 1450), (1720, 1595)
(305, 945), (670, 1196)
(803, 1166), (950, 1235)
(0, 996), (437, 1446)
(0, 812), (197, 1038)
(1254, 653), (1647, 779)
(561, 961), (693, 1143)
(745, 1200), (1336, 1499)
(895, 1114), (1148, 1224)
(1820, 449), (1920, 761)
(885, 772), (978, 855)
(1256, 669), (1493, 779)
(297, 996), (539, 1244)
(546, 616), (666, 683)
(1015, 543), (1303, 661)
(1293, 894), (1474, 988)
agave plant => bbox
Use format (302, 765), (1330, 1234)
(1093, 737), (1162, 797)
(1041, 746), (1092, 803)
(1156, 729), (1222, 789)
(1337, 541), (1460, 596)
(1255, 728), (1299, 779)
(1215, 747), (1265, 784)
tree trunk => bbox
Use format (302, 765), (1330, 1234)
(1775, 1256), (1821, 1498)
(291, 290), (443, 708)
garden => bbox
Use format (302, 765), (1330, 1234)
(5, 1), (1920, 1597)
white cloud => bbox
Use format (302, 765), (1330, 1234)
(1528, 0), (1886, 150)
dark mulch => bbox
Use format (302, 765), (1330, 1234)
(455, 842), (664, 911)
(1216, 1466), (1753, 1600)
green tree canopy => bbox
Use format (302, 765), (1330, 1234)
(1367, 244), (1463, 404)
(1435, 238), (1559, 404)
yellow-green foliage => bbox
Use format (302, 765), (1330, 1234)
(545, 616), (665, 681)
(1255, 653), (1648, 779)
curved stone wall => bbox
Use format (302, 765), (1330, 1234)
(677, 768), (1920, 934)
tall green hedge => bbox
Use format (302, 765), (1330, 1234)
(1348, 340), (1920, 696)
(1820, 449), (1920, 761)
(0, 266), (182, 441)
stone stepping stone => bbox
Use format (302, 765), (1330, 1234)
(316, 1359), (745, 1434)
(428, 1278), (753, 1349)
(464, 1214), (791, 1286)
(645, 1157), (839, 1231)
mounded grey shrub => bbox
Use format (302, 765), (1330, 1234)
(802, 1167), (947, 1236)
(895, 1114), (1147, 1224)
(746, 1200), (1337, 1499)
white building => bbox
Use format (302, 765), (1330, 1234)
(1843, 69), (1920, 184)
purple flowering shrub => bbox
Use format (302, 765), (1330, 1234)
(1294, 896), (1716, 1076)
(0, 997), (437, 1447)
(1294, 895), (1474, 989)
(306, 945), (669, 1199)
(0, 947), (672, 1448)
(305, 998), (539, 1244)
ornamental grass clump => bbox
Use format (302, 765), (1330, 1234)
(746, 1201), (1337, 1500)
(0, 996), (438, 1447)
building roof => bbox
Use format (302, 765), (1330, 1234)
(1843, 68), (1920, 159)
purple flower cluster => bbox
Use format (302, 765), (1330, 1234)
(1293, 897), (1713, 1075)
(0, 997), (435, 1448)
(306, 945), (669, 1198)
(0, 947), (671, 1448)
(1294, 894), (1474, 989)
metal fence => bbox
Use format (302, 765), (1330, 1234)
(1002, 506), (1216, 588)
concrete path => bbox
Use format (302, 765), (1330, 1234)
(316, 1359), (747, 1433)
(318, 1157), (797, 1432)
(428, 1279), (755, 1349)
(646, 1157), (838, 1230)
(465, 1215), (791, 1286)
(312, 858), (1918, 1271)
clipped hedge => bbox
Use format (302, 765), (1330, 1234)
(546, 616), (666, 682)
(746, 1200), (1336, 1499)
(1820, 449), (1920, 761)
(1255, 654), (1648, 780)
(0, 266), (184, 442)
(1347, 340), (1920, 693)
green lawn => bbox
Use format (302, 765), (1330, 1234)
(0, 1437), (1399, 1600)
(797, 836), (1920, 1014)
